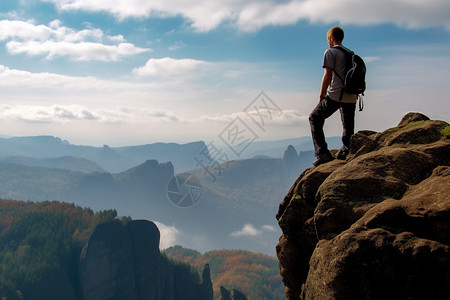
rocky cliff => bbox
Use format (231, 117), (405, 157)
(276, 113), (450, 299)
(79, 219), (213, 300)
(219, 286), (248, 300)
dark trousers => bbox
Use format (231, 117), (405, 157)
(309, 97), (356, 157)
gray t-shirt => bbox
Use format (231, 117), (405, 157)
(323, 45), (357, 103)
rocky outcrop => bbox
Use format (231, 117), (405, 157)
(283, 145), (299, 167)
(230, 289), (248, 300)
(220, 286), (231, 299)
(79, 219), (138, 300)
(276, 113), (450, 299)
(126, 220), (174, 300)
(200, 264), (214, 300)
(283, 145), (316, 178)
(220, 286), (248, 300)
(79, 219), (213, 300)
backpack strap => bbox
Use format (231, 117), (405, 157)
(334, 45), (354, 56)
(333, 46), (352, 101)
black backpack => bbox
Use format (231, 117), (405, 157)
(335, 46), (366, 111)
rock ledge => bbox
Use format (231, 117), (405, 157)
(276, 113), (450, 299)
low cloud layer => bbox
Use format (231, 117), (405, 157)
(0, 104), (180, 124)
(0, 102), (307, 129)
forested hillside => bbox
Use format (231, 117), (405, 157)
(0, 199), (284, 299)
(164, 245), (285, 299)
(0, 199), (120, 299)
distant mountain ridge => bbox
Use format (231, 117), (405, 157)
(0, 134), (323, 254)
(1, 156), (106, 173)
(0, 135), (208, 173)
(0, 134), (340, 173)
(0, 148), (313, 255)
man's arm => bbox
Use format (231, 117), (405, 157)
(319, 66), (332, 102)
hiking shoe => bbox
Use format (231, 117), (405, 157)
(313, 153), (334, 166)
(335, 149), (349, 160)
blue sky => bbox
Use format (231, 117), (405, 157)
(1, 0), (449, 148)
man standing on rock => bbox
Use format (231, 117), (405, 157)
(309, 26), (357, 166)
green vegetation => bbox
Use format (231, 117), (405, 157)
(160, 251), (201, 283)
(402, 120), (426, 130)
(382, 120), (426, 137)
(94, 209), (118, 226)
(440, 124), (450, 139)
(164, 245), (285, 300)
(0, 199), (117, 298)
(0, 199), (286, 299)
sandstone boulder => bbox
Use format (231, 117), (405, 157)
(276, 113), (450, 299)
(79, 219), (138, 300)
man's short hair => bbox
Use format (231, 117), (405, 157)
(327, 26), (344, 42)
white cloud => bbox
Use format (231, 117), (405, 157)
(153, 221), (180, 249)
(230, 223), (278, 238)
(0, 19), (49, 40)
(236, 0), (450, 32)
(43, 0), (450, 32)
(0, 98), (304, 127)
(230, 223), (262, 237)
(261, 225), (277, 232)
(108, 34), (126, 43)
(0, 19), (100, 42)
(0, 104), (99, 123)
(6, 40), (147, 61)
(0, 64), (124, 91)
(0, 19), (149, 60)
(0, 64), (175, 98)
(133, 57), (209, 77)
(230, 224), (280, 238)
(44, 0), (234, 32)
